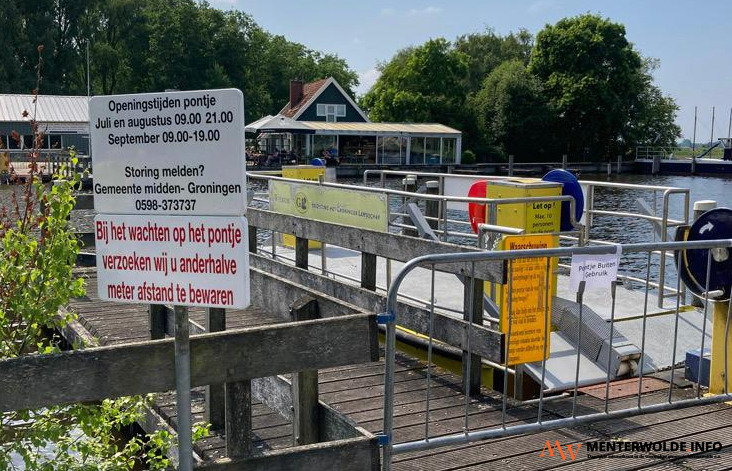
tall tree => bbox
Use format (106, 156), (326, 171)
(471, 60), (557, 160)
(360, 38), (468, 128)
(529, 14), (645, 160)
(454, 28), (533, 93)
(623, 59), (680, 150)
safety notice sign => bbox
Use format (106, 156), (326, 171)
(89, 89), (246, 216)
(95, 214), (250, 309)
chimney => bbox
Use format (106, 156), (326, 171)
(289, 79), (304, 109)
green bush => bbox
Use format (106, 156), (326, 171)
(461, 149), (477, 164)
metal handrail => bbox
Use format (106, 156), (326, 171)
(380, 239), (732, 469)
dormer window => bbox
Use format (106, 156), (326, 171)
(316, 104), (346, 122)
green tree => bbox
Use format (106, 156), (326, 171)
(454, 28), (533, 93)
(529, 14), (645, 160)
(0, 1), (26, 91)
(360, 38), (468, 127)
(622, 59), (681, 150)
(471, 60), (557, 160)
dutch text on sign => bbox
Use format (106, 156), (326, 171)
(89, 89), (246, 216)
(569, 251), (621, 292)
(269, 181), (388, 232)
(95, 214), (250, 309)
(500, 234), (554, 365)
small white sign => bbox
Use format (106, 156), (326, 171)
(569, 252), (621, 292)
(95, 214), (250, 309)
(89, 89), (245, 216)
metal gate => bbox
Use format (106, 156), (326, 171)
(380, 239), (732, 470)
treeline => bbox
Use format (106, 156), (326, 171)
(1, 3), (680, 162)
(361, 14), (681, 162)
(0, 0), (358, 124)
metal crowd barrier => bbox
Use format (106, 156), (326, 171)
(380, 239), (732, 470)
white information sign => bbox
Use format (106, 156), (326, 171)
(569, 251), (621, 292)
(89, 89), (246, 215)
(95, 214), (250, 309)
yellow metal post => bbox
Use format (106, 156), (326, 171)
(709, 300), (732, 394)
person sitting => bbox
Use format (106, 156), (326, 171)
(265, 148), (280, 167)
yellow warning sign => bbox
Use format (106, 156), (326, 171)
(487, 179), (561, 234)
(499, 234), (553, 365)
(280, 166), (326, 249)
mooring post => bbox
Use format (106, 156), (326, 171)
(508, 155), (514, 176)
(462, 277), (483, 396)
(205, 308), (226, 431)
(295, 236), (309, 270)
(174, 306), (193, 471)
(425, 180), (440, 231)
(149, 304), (166, 340)
(402, 176), (418, 237)
(290, 297), (320, 445)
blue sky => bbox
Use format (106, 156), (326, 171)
(212, 0), (731, 141)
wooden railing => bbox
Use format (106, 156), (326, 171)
(247, 207), (507, 393)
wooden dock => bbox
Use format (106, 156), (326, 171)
(2, 198), (725, 469)
(61, 268), (732, 470)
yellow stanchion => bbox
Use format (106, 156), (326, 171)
(708, 300), (732, 395)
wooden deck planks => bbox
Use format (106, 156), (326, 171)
(66, 268), (732, 470)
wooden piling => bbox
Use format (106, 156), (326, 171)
(290, 297), (320, 445)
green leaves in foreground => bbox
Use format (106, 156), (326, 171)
(0, 161), (209, 469)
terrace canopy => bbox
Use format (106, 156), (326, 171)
(249, 119), (462, 165)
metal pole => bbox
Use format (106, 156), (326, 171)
(728, 107), (732, 138)
(692, 106), (698, 157)
(710, 106), (716, 151)
(174, 305), (193, 471)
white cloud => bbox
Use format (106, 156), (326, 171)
(408, 6), (442, 16)
(355, 68), (381, 97)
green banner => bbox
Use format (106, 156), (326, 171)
(269, 181), (388, 232)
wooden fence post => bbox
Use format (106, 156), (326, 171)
(290, 297), (320, 445)
(248, 225), (258, 254)
(205, 308), (226, 431)
(361, 253), (377, 291)
(463, 277), (483, 396)
(149, 304), (166, 340)
(425, 180), (440, 231)
(295, 236), (309, 270)
(225, 380), (252, 458)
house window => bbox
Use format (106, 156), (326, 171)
(316, 104), (346, 122)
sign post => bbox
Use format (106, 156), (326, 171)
(90, 89), (248, 470)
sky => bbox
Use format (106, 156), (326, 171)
(211, 0), (731, 141)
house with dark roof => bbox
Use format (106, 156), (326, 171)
(280, 78), (369, 123)
(249, 78), (462, 165)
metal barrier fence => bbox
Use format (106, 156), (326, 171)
(380, 239), (732, 470)
(361, 169), (690, 307)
